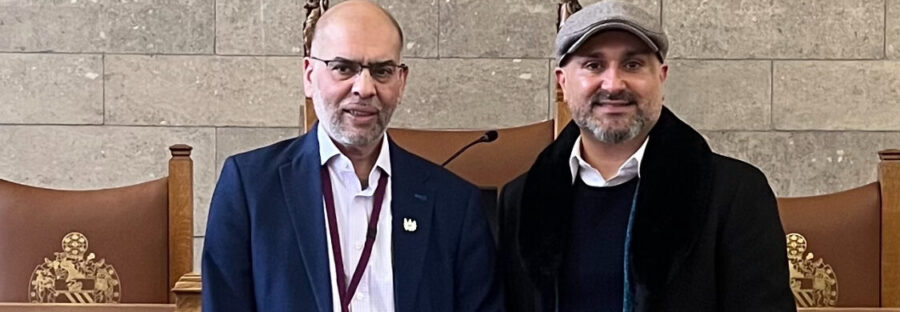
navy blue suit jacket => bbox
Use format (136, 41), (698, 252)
(202, 126), (502, 311)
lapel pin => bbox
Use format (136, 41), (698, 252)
(403, 218), (417, 232)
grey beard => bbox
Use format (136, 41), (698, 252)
(573, 90), (649, 144)
(312, 91), (394, 147)
(587, 116), (644, 144)
(572, 101), (648, 144)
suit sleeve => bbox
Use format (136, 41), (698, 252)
(717, 168), (797, 311)
(202, 157), (257, 312)
(454, 186), (504, 311)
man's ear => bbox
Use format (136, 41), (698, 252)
(555, 67), (568, 102)
(659, 63), (668, 83)
(397, 66), (409, 100)
(303, 57), (315, 97)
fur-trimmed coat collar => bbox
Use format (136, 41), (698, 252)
(518, 106), (714, 304)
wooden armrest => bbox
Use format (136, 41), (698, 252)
(172, 273), (201, 312)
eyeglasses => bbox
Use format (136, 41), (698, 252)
(309, 56), (408, 84)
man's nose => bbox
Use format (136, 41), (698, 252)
(599, 67), (626, 94)
(351, 69), (377, 98)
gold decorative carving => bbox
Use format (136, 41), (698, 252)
(303, 0), (330, 56)
(558, 0), (583, 29)
(786, 233), (838, 307)
(29, 232), (121, 303)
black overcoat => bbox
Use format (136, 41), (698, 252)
(499, 107), (796, 311)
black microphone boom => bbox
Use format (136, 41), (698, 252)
(440, 130), (499, 167)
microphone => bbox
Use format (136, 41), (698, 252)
(441, 130), (499, 167)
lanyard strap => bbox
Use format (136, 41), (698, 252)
(321, 167), (389, 312)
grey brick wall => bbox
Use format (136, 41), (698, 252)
(2, 0), (898, 271)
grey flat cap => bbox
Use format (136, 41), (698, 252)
(555, 0), (668, 65)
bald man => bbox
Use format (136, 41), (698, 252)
(202, 1), (501, 311)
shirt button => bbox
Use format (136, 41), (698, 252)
(354, 243), (363, 250)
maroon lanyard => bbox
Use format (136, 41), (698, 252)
(320, 167), (389, 312)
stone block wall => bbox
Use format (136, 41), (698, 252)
(2, 0), (898, 270)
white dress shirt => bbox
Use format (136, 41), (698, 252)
(318, 124), (395, 312)
(568, 135), (649, 187)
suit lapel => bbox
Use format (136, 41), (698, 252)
(389, 142), (434, 311)
(280, 126), (332, 312)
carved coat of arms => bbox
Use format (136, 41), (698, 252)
(29, 232), (121, 303)
(786, 233), (838, 307)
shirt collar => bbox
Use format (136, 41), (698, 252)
(317, 123), (392, 177)
(568, 135), (648, 186)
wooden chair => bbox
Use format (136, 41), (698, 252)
(778, 149), (900, 309)
(387, 124), (554, 189)
(0, 145), (194, 306)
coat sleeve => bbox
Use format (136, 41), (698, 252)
(497, 175), (539, 312)
(454, 185), (505, 311)
(716, 167), (797, 311)
(202, 157), (257, 312)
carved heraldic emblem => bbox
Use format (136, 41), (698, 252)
(786, 233), (838, 307)
(29, 232), (121, 303)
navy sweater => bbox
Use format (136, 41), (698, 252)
(558, 177), (639, 311)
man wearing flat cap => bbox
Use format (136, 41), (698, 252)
(498, 0), (796, 311)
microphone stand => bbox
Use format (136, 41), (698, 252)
(441, 130), (498, 167)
